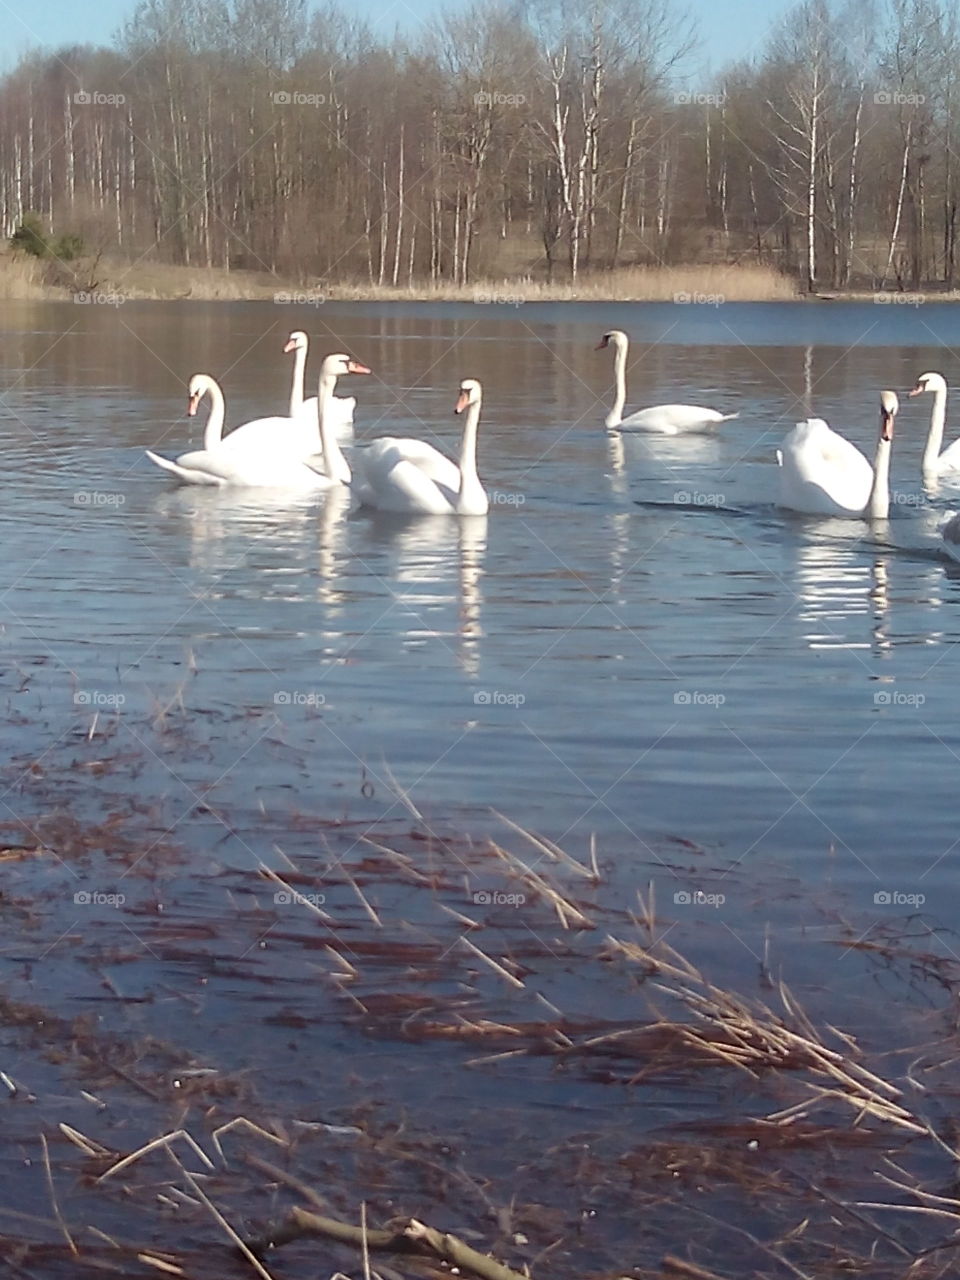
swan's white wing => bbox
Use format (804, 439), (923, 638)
(355, 437), (458, 513)
(618, 404), (735, 435)
(219, 414), (315, 457)
(363, 460), (456, 513)
(146, 449), (225, 486)
(148, 444), (334, 489)
(147, 447), (255, 486)
(295, 396), (355, 441)
(400, 441), (460, 489)
(777, 419), (873, 515)
(328, 395), (356, 426)
(360, 437), (461, 491)
(936, 437), (960, 474)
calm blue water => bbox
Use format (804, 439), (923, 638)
(1, 299), (959, 1029)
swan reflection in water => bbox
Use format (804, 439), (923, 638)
(152, 486), (330, 584)
(153, 487), (485, 672)
(361, 512), (486, 678)
(610, 427), (723, 507)
(606, 428), (627, 497)
(790, 535), (945, 655)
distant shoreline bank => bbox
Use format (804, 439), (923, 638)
(4, 254), (958, 305)
(0, 257), (795, 305)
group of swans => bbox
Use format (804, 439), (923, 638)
(597, 330), (960, 563)
(597, 331), (960, 490)
(774, 372), (960, 564)
(776, 373), (960, 516)
(146, 323), (960, 548)
(149, 321), (731, 506)
(147, 332), (489, 515)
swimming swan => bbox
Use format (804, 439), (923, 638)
(597, 329), (737, 433)
(147, 355), (369, 487)
(354, 379), (488, 515)
(777, 391), (898, 519)
(910, 372), (960, 479)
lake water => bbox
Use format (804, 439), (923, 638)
(2, 299), (960, 1267)
(4, 301), (957, 905)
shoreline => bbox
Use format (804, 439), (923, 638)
(5, 251), (959, 306)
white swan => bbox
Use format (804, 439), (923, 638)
(909, 372), (960, 478)
(777, 391), (898, 518)
(147, 355), (369, 487)
(597, 329), (737, 433)
(146, 377), (330, 487)
(354, 379), (489, 515)
(285, 330), (355, 441)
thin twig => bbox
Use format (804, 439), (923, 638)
(41, 1132), (76, 1255)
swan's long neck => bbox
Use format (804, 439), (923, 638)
(203, 380), (225, 450)
(289, 343), (307, 417)
(318, 371), (351, 484)
(455, 398), (484, 512)
(922, 386), (948, 475)
(867, 435), (892, 519)
(607, 335), (627, 428)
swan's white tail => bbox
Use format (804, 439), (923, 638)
(145, 449), (221, 486)
(145, 449), (181, 475)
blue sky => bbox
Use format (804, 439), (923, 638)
(0, 0), (796, 75)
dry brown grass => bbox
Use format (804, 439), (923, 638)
(47, 258), (799, 304)
(24, 251), (958, 305)
(328, 262), (798, 303)
(99, 259), (285, 301)
(0, 252), (54, 299)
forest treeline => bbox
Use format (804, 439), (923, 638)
(0, 0), (956, 291)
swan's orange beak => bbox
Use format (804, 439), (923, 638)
(283, 338), (297, 353)
(908, 385), (924, 396)
(347, 360), (371, 375)
(187, 393), (200, 417)
(455, 390), (470, 414)
(880, 409), (895, 441)
(595, 336), (610, 350)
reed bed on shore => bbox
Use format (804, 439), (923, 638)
(310, 262), (799, 304)
(0, 252), (53, 299)
(0, 254), (799, 304)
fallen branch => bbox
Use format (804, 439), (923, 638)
(246, 1207), (529, 1280)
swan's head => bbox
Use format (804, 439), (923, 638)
(909, 371), (947, 397)
(879, 390), (899, 442)
(186, 374), (214, 416)
(456, 378), (482, 413)
(320, 353), (371, 378)
(283, 330), (309, 354)
(596, 329), (627, 351)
